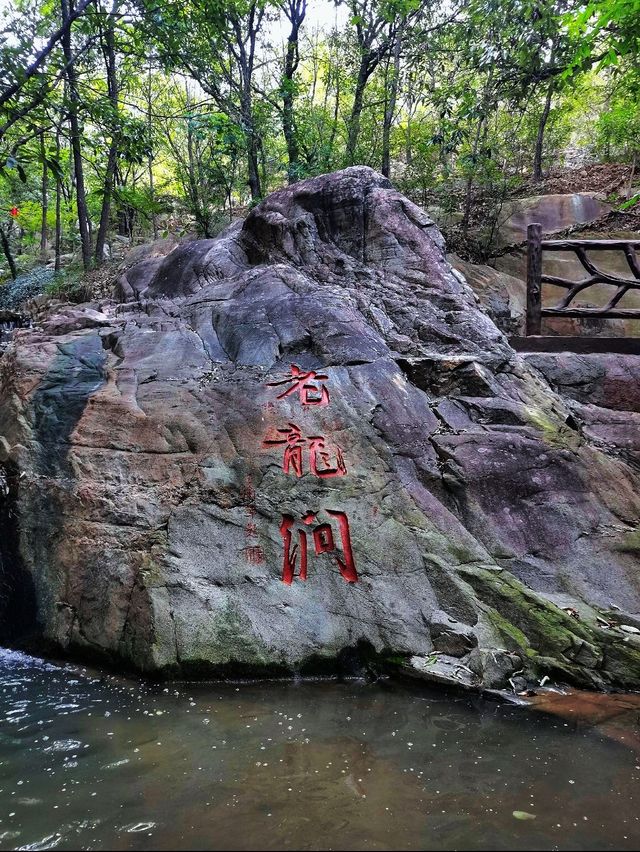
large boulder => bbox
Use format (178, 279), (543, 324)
(1, 168), (639, 690)
(448, 254), (526, 335)
(494, 193), (611, 247)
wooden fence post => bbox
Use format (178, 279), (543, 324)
(526, 222), (543, 336)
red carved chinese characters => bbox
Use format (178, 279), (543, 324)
(262, 423), (347, 479)
(267, 364), (330, 407)
(309, 436), (347, 478)
(279, 511), (358, 584)
(263, 363), (359, 584)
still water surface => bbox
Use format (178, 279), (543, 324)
(0, 648), (638, 851)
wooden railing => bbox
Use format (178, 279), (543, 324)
(526, 222), (640, 336)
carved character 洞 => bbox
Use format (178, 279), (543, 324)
(278, 510), (358, 584)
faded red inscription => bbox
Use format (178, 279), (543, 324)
(243, 545), (266, 564)
(245, 506), (258, 538)
(262, 423), (347, 478)
(279, 510), (358, 585)
(267, 364), (330, 407)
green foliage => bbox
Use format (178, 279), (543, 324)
(42, 267), (88, 302)
(0, 0), (638, 268)
(595, 64), (640, 161)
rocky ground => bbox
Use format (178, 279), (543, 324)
(515, 162), (636, 199)
(1, 167), (639, 693)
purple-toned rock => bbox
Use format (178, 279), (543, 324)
(1, 168), (639, 690)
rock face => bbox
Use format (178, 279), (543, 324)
(523, 352), (640, 470)
(448, 254), (525, 335)
(1, 167), (640, 690)
(494, 193), (611, 247)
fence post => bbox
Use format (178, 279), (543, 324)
(526, 222), (543, 336)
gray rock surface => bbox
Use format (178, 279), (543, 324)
(1, 168), (639, 689)
(448, 254), (525, 335)
(494, 193), (611, 247)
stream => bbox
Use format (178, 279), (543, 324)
(0, 648), (638, 851)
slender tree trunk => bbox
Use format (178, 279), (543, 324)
(61, 0), (92, 270)
(282, 2), (305, 184)
(405, 111), (412, 166)
(626, 153), (636, 199)
(184, 85), (210, 236)
(95, 7), (118, 264)
(0, 227), (17, 280)
(461, 71), (494, 236)
(283, 41), (299, 182)
(259, 136), (268, 192)
(382, 22), (403, 178)
(39, 132), (49, 262)
(461, 114), (488, 235)
(346, 60), (370, 166)
(327, 64), (340, 170)
(95, 147), (117, 262)
(533, 80), (554, 183)
(55, 130), (62, 271)
(147, 62), (158, 239)
(241, 83), (262, 201)
(244, 110), (262, 201)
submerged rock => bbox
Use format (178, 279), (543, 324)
(1, 167), (639, 689)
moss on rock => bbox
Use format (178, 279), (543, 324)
(460, 566), (640, 688)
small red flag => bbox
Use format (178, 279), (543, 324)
(9, 207), (19, 218)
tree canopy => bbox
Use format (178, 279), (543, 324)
(1, 0), (638, 281)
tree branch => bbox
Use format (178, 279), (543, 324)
(0, 0), (96, 109)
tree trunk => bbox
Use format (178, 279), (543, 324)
(461, 114), (488, 235)
(405, 112), (412, 166)
(61, 0), (92, 270)
(95, 7), (118, 264)
(184, 85), (210, 237)
(283, 42), (299, 183)
(55, 130), (62, 271)
(0, 227), (17, 280)
(95, 145), (117, 263)
(461, 70), (494, 236)
(39, 132), (49, 262)
(346, 60), (369, 166)
(327, 64), (340, 170)
(382, 22), (403, 178)
(625, 153), (636, 199)
(533, 79), (554, 183)
(245, 112), (262, 201)
(147, 62), (158, 239)
(282, 2), (305, 184)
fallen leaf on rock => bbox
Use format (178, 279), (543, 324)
(619, 625), (640, 634)
(512, 811), (536, 821)
(562, 607), (580, 620)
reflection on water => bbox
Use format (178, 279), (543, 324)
(0, 647), (638, 851)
